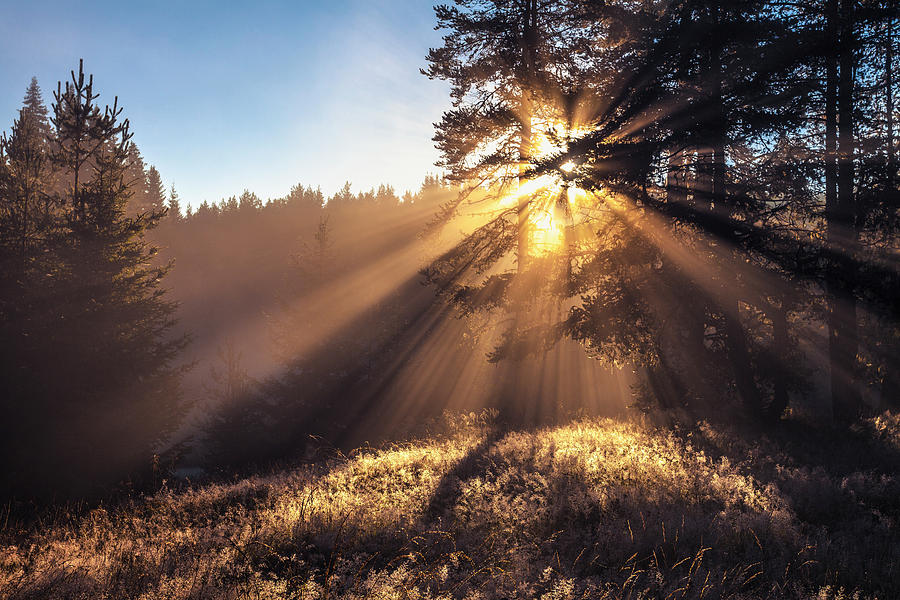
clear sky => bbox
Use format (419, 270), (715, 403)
(0, 0), (450, 205)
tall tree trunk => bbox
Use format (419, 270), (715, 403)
(825, 0), (838, 228)
(645, 349), (689, 413)
(827, 0), (861, 422)
(19, 176), (30, 271)
(666, 148), (688, 205)
(887, 15), (895, 167)
(768, 301), (790, 421)
(705, 10), (765, 417)
(823, 0), (840, 418)
(666, 148), (707, 402)
(723, 303), (765, 414)
(518, 98), (532, 274)
(500, 0), (540, 424)
(516, 0), (538, 274)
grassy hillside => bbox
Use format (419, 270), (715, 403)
(3, 412), (900, 599)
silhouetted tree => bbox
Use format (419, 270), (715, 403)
(167, 183), (183, 222)
(0, 61), (187, 497)
(424, 0), (899, 425)
(202, 341), (268, 469)
(0, 78), (54, 271)
(423, 0), (601, 271)
(144, 165), (167, 214)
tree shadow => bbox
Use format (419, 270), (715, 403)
(419, 426), (504, 529)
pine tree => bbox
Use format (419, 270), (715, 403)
(561, 0), (900, 422)
(423, 0), (838, 423)
(23, 77), (51, 133)
(423, 0), (598, 271)
(0, 80), (64, 489)
(237, 189), (261, 213)
(167, 183), (183, 221)
(202, 341), (265, 468)
(0, 78), (54, 271)
(123, 143), (150, 215)
(1, 61), (187, 496)
(145, 165), (167, 214)
(822, 0), (861, 422)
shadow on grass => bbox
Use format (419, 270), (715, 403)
(672, 414), (900, 595)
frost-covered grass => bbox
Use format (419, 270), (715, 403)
(3, 411), (900, 599)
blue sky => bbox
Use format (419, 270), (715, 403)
(0, 0), (450, 205)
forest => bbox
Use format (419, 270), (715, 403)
(0, 0), (898, 598)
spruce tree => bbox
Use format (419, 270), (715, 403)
(0, 79), (63, 490)
(124, 143), (150, 215)
(0, 78), (54, 271)
(167, 183), (183, 221)
(145, 165), (167, 215)
(1, 61), (187, 497)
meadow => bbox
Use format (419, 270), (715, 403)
(3, 410), (899, 599)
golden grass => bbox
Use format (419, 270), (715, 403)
(3, 413), (899, 599)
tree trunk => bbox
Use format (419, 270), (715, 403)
(518, 98), (532, 274)
(666, 148), (687, 205)
(706, 10), (765, 417)
(516, 0), (538, 274)
(645, 351), (689, 413)
(666, 149), (708, 403)
(19, 173), (30, 272)
(825, 0), (838, 231)
(827, 0), (861, 422)
(887, 15), (894, 166)
(768, 301), (790, 421)
(723, 302), (765, 415)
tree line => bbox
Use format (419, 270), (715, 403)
(150, 174), (457, 471)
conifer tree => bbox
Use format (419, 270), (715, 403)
(423, 0), (847, 423)
(423, 0), (599, 270)
(122, 143), (148, 215)
(145, 165), (167, 214)
(1, 61), (187, 496)
(23, 77), (52, 136)
(0, 78), (54, 270)
(0, 80), (63, 488)
(202, 341), (265, 468)
(558, 0), (898, 422)
(167, 183), (183, 221)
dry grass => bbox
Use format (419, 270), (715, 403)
(3, 411), (899, 599)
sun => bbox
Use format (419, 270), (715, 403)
(499, 118), (592, 252)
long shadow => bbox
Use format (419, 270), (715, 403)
(419, 427), (504, 529)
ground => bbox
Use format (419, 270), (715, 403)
(3, 411), (900, 599)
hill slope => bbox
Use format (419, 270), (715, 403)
(3, 413), (900, 599)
